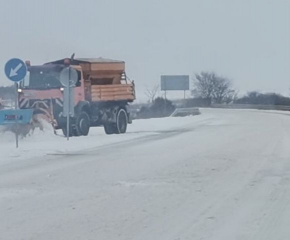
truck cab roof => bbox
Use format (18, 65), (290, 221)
(46, 57), (124, 65)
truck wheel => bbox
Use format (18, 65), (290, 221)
(104, 124), (116, 135)
(72, 126), (80, 137)
(62, 126), (79, 137)
(75, 111), (90, 136)
(62, 127), (73, 137)
(116, 109), (128, 134)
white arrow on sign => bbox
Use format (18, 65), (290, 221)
(9, 63), (23, 77)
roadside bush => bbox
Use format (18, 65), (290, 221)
(183, 98), (211, 108)
(137, 97), (176, 119)
(235, 92), (290, 106)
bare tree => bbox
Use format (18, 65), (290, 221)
(192, 71), (235, 105)
(212, 76), (235, 104)
(224, 90), (238, 104)
(192, 72), (216, 105)
(144, 85), (159, 103)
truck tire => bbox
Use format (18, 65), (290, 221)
(62, 126), (80, 137)
(75, 111), (90, 136)
(104, 124), (116, 135)
(116, 108), (128, 134)
(62, 127), (73, 137)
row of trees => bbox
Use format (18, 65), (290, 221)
(0, 85), (15, 100)
(145, 71), (290, 107)
(144, 71), (237, 105)
(236, 92), (290, 106)
(192, 72), (290, 106)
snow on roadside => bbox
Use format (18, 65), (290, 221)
(0, 111), (216, 163)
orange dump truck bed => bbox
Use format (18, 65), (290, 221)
(48, 57), (136, 102)
(76, 58), (125, 76)
(91, 84), (135, 102)
(76, 58), (135, 102)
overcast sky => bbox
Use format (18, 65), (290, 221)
(0, 0), (289, 99)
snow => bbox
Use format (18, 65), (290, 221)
(0, 112), (217, 164)
(1, 108), (290, 240)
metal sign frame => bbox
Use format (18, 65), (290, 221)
(161, 75), (190, 91)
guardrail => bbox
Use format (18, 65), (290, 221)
(211, 104), (290, 111)
(171, 108), (200, 117)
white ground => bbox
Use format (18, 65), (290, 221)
(1, 108), (290, 240)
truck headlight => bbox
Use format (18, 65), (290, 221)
(18, 89), (22, 93)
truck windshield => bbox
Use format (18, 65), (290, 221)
(22, 65), (64, 89)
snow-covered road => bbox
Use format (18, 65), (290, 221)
(1, 108), (290, 240)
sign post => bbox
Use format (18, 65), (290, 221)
(4, 58), (27, 148)
(60, 67), (78, 140)
(14, 83), (19, 148)
(161, 75), (190, 116)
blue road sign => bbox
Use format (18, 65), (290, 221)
(0, 109), (33, 125)
(4, 58), (27, 82)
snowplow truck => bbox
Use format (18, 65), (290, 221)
(18, 58), (136, 136)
